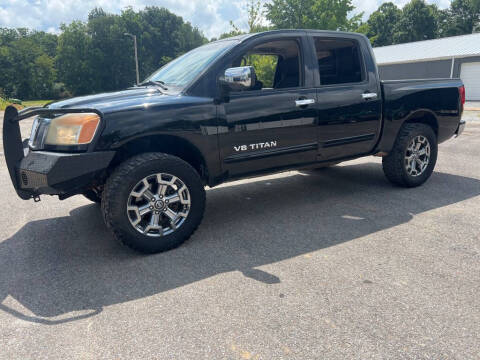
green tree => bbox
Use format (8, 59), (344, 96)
(219, 1), (275, 82)
(365, 2), (402, 46)
(31, 54), (56, 98)
(438, 0), (480, 36)
(393, 0), (438, 44)
(219, 0), (271, 39)
(56, 21), (95, 96)
(55, 7), (206, 96)
(133, 6), (206, 79)
(0, 28), (58, 99)
(0, 45), (13, 97)
(30, 31), (58, 57)
(264, 0), (361, 31)
(0, 28), (19, 45)
(87, 8), (133, 91)
(247, 55), (278, 87)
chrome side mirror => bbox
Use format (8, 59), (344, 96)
(221, 66), (256, 91)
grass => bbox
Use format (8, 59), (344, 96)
(0, 98), (8, 111)
(0, 99), (52, 111)
(22, 100), (53, 107)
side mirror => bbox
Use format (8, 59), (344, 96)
(220, 66), (256, 91)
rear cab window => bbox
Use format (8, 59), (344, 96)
(313, 38), (364, 85)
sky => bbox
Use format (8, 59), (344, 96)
(0, 0), (452, 39)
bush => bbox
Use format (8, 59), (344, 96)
(52, 82), (72, 99)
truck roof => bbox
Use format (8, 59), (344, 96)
(214, 29), (367, 44)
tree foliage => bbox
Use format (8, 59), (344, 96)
(362, 0), (479, 46)
(218, 1), (277, 84)
(56, 7), (206, 96)
(56, 21), (95, 96)
(264, 0), (361, 31)
(392, 0), (438, 43)
(244, 54), (278, 88)
(438, 0), (480, 36)
(0, 28), (57, 99)
(0, 7), (205, 99)
(1, 1), (480, 100)
(364, 2), (402, 46)
(218, 0), (271, 40)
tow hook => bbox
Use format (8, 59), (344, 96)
(33, 195), (41, 202)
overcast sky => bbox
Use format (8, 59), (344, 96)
(0, 0), (451, 39)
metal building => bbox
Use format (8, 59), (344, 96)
(374, 33), (480, 100)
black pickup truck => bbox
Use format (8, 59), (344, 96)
(3, 30), (466, 253)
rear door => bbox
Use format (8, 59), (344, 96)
(218, 35), (319, 177)
(311, 35), (382, 160)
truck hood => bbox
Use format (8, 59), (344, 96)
(47, 87), (178, 113)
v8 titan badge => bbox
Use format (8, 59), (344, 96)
(234, 141), (278, 152)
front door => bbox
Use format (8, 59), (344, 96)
(218, 37), (318, 178)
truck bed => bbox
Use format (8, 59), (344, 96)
(377, 78), (464, 153)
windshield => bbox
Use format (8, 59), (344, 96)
(143, 40), (237, 88)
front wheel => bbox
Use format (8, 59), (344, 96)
(382, 123), (438, 187)
(102, 153), (206, 254)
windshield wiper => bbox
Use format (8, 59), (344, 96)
(140, 80), (169, 91)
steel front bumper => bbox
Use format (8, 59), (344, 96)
(3, 106), (114, 200)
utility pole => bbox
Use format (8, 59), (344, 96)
(124, 33), (140, 85)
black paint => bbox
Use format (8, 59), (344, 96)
(3, 30), (464, 200)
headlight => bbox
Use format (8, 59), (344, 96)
(45, 113), (100, 146)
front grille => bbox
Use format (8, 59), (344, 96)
(28, 116), (51, 150)
(18, 170), (47, 189)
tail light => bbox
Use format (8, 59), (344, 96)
(459, 85), (466, 106)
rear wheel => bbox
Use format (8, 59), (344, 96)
(102, 153), (206, 254)
(382, 123), (437, 187)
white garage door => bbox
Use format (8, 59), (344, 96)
(460, 62), (480, 101)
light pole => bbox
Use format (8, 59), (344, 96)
(124, 33), (140, 85)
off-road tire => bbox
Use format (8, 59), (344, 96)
(102, 153), (206, 254)
(382, 123), (437, 187)
(83, 190), (102, 203)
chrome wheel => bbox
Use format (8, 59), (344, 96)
(127, 173), (191, 237)
(405, 135), (431, 177)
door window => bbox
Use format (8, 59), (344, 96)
(232, 39), (302, 91)
(313, 38), (364, 85)
(240, 54), (278, 88)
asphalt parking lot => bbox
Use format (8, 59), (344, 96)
(0, 111), (479, 359)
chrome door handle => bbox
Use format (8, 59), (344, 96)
(362, 93), (378, 100)
(295, 99), (315, 107)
